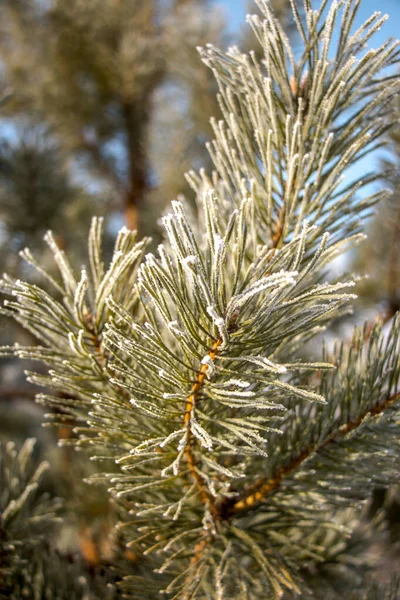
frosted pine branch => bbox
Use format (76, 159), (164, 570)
(1, 1), (400, 598)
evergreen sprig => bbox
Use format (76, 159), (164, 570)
(0, 439), (118, 599)
(0, 438), (61, 596)
(1, 1), (400, 598)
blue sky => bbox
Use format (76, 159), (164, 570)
(220, 0), (400, 40)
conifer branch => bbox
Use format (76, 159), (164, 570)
(221, 390), (400, 518)
(1, 1), (400, 597)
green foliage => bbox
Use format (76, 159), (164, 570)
(0, 438), (61, 595)
(1, 1), (400, 598)
(0, 129), (101, 269)
(0, 438), (119, 599)
(0, 133), (72, 239)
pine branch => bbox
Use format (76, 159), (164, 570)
(0, 219), (149, 433)
(0, 438), (116, 598)
(180, 210), (295, 523)
(222, 389), (400, 518)
(1, 1), (400, 598)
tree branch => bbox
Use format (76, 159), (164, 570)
(0, 385), (37, 400)
(122, 100), (150, 231)
(219, 391), (400, 520)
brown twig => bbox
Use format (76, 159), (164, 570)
(272, 203), (286, 249)
(183, 338), (222, 519)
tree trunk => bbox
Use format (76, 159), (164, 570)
(122, 101), (149, 232)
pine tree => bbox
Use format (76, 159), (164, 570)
(0, 128), (99, 276)
(1, 1), (400, 598)
(243, 0), (301, 54)
(0, 0), (298, 570)
(0, 0), (224, 234)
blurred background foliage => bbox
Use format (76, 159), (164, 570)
(352, 108), (400, 320)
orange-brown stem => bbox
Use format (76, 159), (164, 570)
(184, 338), (222, 515)
(190, 537), (209, 567)
(272, 214), (285, 248)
